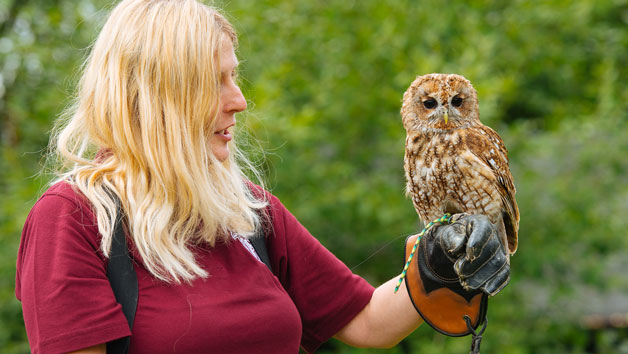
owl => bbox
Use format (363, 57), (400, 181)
(401, 73), (519, 254)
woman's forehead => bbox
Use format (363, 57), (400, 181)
(220, 37), (238, 70)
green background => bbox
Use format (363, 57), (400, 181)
(1, 0), (627, 353)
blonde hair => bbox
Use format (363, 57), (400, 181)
(52, 0), (266, 283)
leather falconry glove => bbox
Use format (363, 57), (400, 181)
(403, 213), (510, 337)
(432, 213), (510, 296)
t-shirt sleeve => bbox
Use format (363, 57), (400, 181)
(15, 184), (131, 354)
(265, 193), (375, 353)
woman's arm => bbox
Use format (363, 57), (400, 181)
(334, 277), (422, 348)
(16, 185), (132, 353)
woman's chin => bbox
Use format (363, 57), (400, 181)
(212, 147), (230, 162)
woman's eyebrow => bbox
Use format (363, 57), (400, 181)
(223, 61), (239, 74)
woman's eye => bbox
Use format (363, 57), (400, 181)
(423, 98), (437, 109)
(222, 71), (237, 84)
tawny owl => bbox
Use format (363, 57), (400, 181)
(401, 73), (519, 254)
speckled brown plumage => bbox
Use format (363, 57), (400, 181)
(401, 73), (519, 254)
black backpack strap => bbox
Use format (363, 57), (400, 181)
(106, 198), (138, 354)
(250, 231), (272, 272)
(249, 206), (273, 272)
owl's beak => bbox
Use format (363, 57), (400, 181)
(443, 112), (449, 124)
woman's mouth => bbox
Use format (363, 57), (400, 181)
(214, 128), (232, 141)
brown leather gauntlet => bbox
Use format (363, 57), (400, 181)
(404, 213), (509, 336)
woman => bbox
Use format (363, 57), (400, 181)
(16, 0), (509, 353)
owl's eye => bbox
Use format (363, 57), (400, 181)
(452, 95), (463, 107)
(423, 98), (437, 109)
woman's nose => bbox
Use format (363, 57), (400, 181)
(224, 85), (247, 113)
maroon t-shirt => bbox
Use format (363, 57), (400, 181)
(16, 182), (374, 354)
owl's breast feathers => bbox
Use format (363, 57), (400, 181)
(405, 125), (519, 253)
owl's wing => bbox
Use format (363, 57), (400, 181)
(466, 125), (519, 254)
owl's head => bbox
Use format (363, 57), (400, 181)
(401, 73), (480, 132)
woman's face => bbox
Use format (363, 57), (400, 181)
(210, 37), (247, 162)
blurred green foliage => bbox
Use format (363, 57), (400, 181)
(1, 0), (627, 353)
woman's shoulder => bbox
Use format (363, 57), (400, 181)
(247, 182), (283, 210)
(41, 180), (87, 200)
(26, 180), (97, 231)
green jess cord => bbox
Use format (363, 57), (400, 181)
(393, 213), (453, 293)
